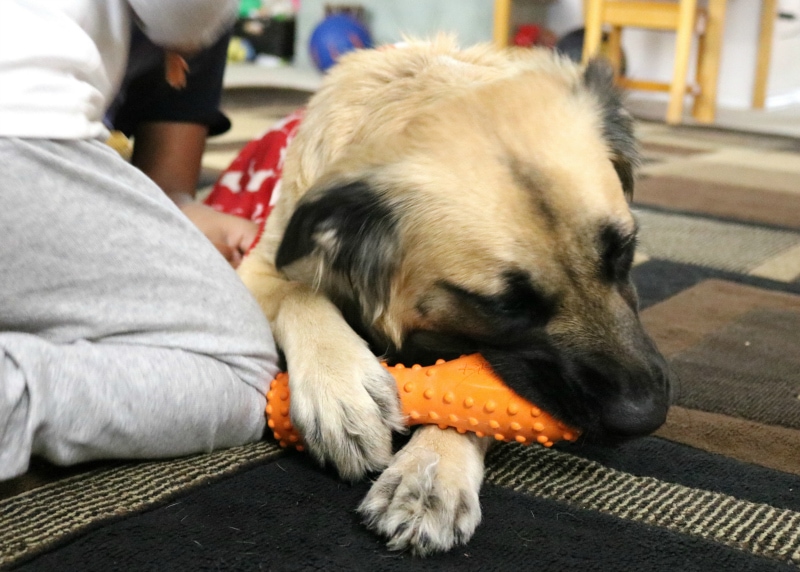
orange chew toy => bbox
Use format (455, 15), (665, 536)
(266, 354), (580, 451)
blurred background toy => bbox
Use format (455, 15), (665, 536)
(309, 12), (373, 72)
(228, 36), (258, 63)
(234, 0), (297, 62)
(513, 24), (558, 49)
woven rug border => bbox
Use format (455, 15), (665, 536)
(0, 441), (283, 568)
(5, 440), (800, 568)
(486, 443), (800, 567)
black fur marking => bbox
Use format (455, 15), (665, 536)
(276, 180), (400, 328)
(393, 330), (481, 367)
(422, 492), (442, 512)
(402, 489), (421, 503)
(453, 490), (473, 544)
(416, 531), (433, 552)
(480, 343), (592, 435)
(582, 58), (640, 200)
(454, 490), (472, 522)
(372, 472), (402, 502)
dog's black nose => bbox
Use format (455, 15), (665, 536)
(601, 393), (668, 437)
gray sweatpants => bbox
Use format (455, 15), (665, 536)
(0, 138), (279, 480)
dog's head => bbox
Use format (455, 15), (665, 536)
(275, 40), (671, 443)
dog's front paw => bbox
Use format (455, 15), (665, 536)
(289, 347), (406, 481)
(358, 432), (484, 556)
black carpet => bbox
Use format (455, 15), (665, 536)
(13, 442), (798, 572)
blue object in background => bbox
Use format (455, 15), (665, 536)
(309, 13), (373, 72)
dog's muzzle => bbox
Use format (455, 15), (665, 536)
(482, 339), (673, 444)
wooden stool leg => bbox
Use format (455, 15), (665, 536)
(692, 0), (727, 122)
(493, 0), (512, 48)
(582, 0), (605, 65)
(666, 0), (697, 124)
(752, 0), (777, 109)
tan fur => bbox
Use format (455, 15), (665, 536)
(237, 37), (645, 556)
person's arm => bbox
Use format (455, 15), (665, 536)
(131, 121), (259, 267)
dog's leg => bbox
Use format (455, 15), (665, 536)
(239, 255), (405, 480)
(274, 286), (407, 480)
(359, 426), (491, 556)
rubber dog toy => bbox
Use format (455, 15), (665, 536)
(266, 354), (579, 451)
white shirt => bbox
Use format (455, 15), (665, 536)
(0, 0), (237, 140)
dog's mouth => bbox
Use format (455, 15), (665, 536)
(482, 345), (671, 445)
(391, 330), (671, 445)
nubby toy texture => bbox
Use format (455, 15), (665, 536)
(266, 354), (580, 451)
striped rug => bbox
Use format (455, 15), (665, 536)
(2, 92), (799, 571)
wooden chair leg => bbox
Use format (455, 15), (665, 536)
(752, 0), (777, 109)
(666, 0), (697, 124)
(582, 0), (605, 65)
(692, 0), (727, 122)
(694, 17), (706, 94)
(493, 0), (512, 48)
(607, 26), (623, 80)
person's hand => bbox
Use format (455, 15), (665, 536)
(127, 122), (259, 267)
(180, 201), (259, 268)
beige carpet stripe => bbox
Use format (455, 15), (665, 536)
(640, 157), (800, 195)
(641, 279), (800, 358)
(655, 406), (800, 477)
(750, 244), (800, 282)
(485, 444), (800, 566)
(634, 176), (800, 231)
(633, 208), (800, 274)
(0, 441), (283, 567)
(692, 148), (800, 176)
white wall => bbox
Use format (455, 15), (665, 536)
(544, 0), (800, 109)
(768, 0), (800, 106)
(294, 0), (549, 71)
(294, 0), (496, 71)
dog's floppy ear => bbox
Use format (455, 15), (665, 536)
(276, 180), (400, 325)
(582, 58), (639, 200)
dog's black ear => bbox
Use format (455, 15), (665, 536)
(582, 58), (639, 200)
(276, 180), (400, 324)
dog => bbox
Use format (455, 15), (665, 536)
(237, 37), (672, 556)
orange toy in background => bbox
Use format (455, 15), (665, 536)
(266, 354), (580, 451)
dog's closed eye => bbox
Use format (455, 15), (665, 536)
(440, 270), (556, 337)
(599, 223), (638, 283)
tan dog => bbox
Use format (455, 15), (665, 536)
(238, 37), (672, 555)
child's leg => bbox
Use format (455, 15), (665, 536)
(0, 138), (279, 480)
(0, 335), (270, 479)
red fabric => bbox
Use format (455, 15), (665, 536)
(204, 109), (304, 225)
